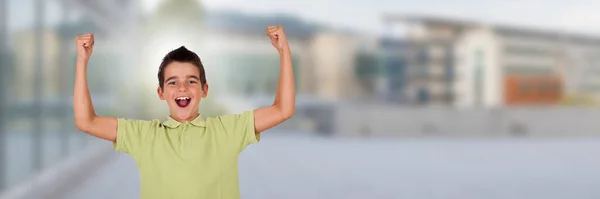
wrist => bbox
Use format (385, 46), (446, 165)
(77, 57), (89, 64)
(278, 45), (291, 55)
(76, 58), (89, 68)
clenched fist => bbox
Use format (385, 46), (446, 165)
(76, 33), (94, 62)
(266, 26), (289, 53)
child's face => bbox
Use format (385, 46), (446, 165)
(157, 62), (208, 121)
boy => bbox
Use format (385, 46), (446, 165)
(73, 26), (295, 199)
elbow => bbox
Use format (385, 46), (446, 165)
(273, 104), (295, 120)
(74, 112), (98, 132)
(74, 117), (92, 133)
(75, 121), (89, 133)
(273, 101), (295, 120)
(281, 106), (295, 120)
(75, 122), (88, 133)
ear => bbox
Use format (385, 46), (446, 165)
(157, 86), (165, 100)
(201, 84), (209, 98)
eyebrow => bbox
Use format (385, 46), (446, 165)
(165, 75), (200, 83)
(165, 76), (178, 83)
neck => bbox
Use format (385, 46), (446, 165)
(170, 112), (200, 122)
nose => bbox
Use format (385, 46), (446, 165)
(177, 84), (187, 92)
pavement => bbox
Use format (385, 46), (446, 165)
(52, 134), (600, 199)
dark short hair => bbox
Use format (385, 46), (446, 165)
(157, 46), (207, 89)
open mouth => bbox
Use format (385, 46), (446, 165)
(175, 96), (191, 108)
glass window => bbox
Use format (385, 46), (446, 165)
(384, 56), (406, 90)
(504, 45), (553, 57)
(1, 0), (128, 190)
(354, 53), (382, 78)
(226, 53), (300, 96)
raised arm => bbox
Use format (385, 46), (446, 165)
(73, 33), (118, 142)
(253, 26), (296, 133)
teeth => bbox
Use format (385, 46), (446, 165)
(176, 97), (190, 100)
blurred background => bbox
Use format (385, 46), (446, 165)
(2, 0), (600, 198)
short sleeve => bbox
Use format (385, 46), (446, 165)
(218, 110), (260, 152)
(113, 118), (155, 155)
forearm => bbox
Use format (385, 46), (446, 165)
(72, 33), (118, 141)
(73, 59), (97, 130)
(273, 46), (295, 118)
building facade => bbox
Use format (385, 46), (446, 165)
(383, 15), (600, 107)
(383, 16), (466, 106)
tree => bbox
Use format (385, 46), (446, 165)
(151, 0), (205, 34)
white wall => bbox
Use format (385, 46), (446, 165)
(454, 27), (503, 108)
(562, 43), (600, 96)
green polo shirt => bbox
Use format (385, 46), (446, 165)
(113, 110), (260, 199)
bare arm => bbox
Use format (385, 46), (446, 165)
(73, 33), (117, 142)
(254, 26), (296, 133)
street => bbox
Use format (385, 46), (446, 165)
(63, 134), (600, 199)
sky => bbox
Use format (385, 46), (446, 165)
(5, 0), (600, 37)
(142, 0), (600, 36)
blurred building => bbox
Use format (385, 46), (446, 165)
(308, 31), (360, 100)
(9, 27), (130, 115)
(377, 38), (409, 103)
(303, 30), (409, 103)
(383, 15), (600, 107)
(200, 18), (313, 98)
(0, 0), (140, 194)
(201, 10), (330, 102)
(379, 16), (460, 106)
(351, 36), (408, 103)
(12, 30), (63, 101)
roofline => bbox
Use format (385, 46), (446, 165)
(382, 14), (480, 27)
(383, 13), (600, 45)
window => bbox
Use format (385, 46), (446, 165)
(355, 53), (382, 78)
(384, 56), (406, 90)
(417, 49), (429, 64)
(444, 57), (454, 81)
(504, 45), (552, 57)
(417, 87), (430, 103)
(226, 53), (300, 95)
(474, 49), (484, 105)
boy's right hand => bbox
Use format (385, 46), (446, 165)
(76, 33), (94, 62)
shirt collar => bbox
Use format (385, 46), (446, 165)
(163, 114), (206, 128)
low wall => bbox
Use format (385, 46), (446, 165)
(334, 105), (600, 137)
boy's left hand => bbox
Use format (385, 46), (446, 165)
(266, 26), (289, 52)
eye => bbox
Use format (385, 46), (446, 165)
(167, 81), (176, 85)
(188, 80), (197, 84)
